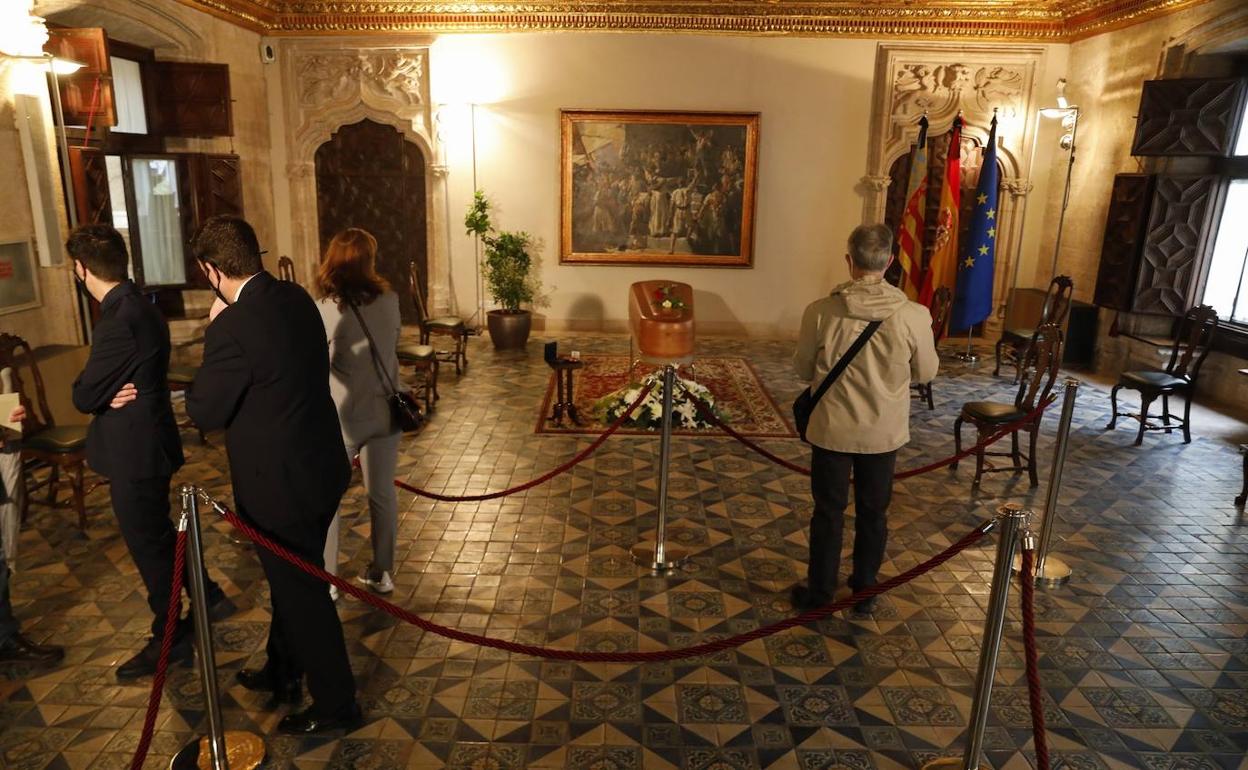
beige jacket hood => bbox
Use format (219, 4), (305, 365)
(793, 276), (939, 454)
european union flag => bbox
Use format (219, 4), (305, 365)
(951, 114), (999, 331)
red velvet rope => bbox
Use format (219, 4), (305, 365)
(130, 530), (187, 770)
(1020, 548), (1051, 770)
(393, 383), (653, 502)
(684, 385), (1056, 479)
(215, 501), (992, 663)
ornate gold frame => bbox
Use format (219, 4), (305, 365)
(176, 0), (1210, 40)
(559, 109), (759, 268)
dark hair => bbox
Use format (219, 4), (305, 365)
(191, 215), (263, 278)
(316, 228), (389, 307)
(65, 225), (130, 282)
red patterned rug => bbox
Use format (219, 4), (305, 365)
(535, 355), (796, 437)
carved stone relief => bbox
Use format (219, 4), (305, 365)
(295, 51), (426, 111)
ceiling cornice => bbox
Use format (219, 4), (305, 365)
(171, 0), (1212, 41)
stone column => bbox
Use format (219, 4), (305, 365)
(286, 161), (317, 285)
(990, 176), (1034, 336)
(859, 174), (893, 225)
(427, 163), (453, 316)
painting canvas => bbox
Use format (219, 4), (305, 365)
(0, 240), (40, 316)
(561, 110), (759, 267)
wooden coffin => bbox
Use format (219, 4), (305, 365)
(628, 281), (694, 364)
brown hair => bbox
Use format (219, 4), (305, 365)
(316, 228), (389, 307)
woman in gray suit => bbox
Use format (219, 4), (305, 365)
(316, 228), (401, 595)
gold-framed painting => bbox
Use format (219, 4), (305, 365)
(560, 110), (759, 267)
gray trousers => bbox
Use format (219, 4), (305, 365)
(324, 431), (401, 575)
(0, 448), (21, 645)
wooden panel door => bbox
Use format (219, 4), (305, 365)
(1131, 78), (1247, 157)
(191, 154), (244, 222)
(44, 28), (116, 127)
(1133, 175), (1219, 316)
(315, 119), (427, 323)
(67, 148), (113, 226)
(1093, 174), (1154, 311)
(151, 62), (233, 137)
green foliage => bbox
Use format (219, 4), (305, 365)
(464, 190), (539, 313)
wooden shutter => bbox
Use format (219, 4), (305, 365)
(1132, 175), (1219, 316)
(1131, 78), (1247, 157)
(1093, 174), (1154, 311)
(191, 154), (244, 223)
(67, 148), (113, 226)
(44, 28), (117, 128)
(151, 62), (233, 137)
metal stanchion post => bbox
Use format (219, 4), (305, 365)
(632, 364), (688, 571)
(953, 328), (979, 365)
(1014, 377), (1076, 587)
(922, 504), (1029, 770)
(171, 485), (264, 770)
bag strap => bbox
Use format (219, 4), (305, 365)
(347, 301), (399, 397)
(808, 319), (883, 408)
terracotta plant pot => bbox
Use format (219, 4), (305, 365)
(487, 309), (532, 350)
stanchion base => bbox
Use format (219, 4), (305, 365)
(1012, 554), (1072, 587)
(170, 731), (266, 770)
(953, 352), (980, 365)
(631, 543), (689, 571)
(919, 757), (963, 770)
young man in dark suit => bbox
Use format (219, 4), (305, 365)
(186, 215), (359, 735)
(67, 225), (227, 680)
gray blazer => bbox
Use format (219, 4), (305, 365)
(317, 291), (402, 446)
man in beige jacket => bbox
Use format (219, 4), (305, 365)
(791, 223), (939, 613)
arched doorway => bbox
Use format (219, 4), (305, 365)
(315, 118), (427, 322)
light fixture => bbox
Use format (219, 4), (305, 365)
(1055, 77), (1069, 109)
(49, 57), (84, 75)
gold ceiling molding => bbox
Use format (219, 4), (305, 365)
(173, 0), (1213, 40)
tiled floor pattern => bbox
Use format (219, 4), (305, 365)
(1, 335), (1246, 770)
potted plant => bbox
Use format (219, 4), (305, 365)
(464, 191), (541, 350)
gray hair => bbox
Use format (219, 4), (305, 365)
(847, 223), (893, 272)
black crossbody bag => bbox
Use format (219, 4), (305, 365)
(792, 320), (882, 443)
(348, 301), (424, 434)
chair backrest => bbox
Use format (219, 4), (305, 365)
(1037, 275), (1074, 330)
(0, 333), (54, 433)
(277, 255), (296, 283)
(408, 262), (429, 324)
(1166, 304), (1219, 381)
(1014, 323), (1064, 412)
(929, 286), (953, 343)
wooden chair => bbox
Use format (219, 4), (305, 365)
(913, 286), (952, 410)
(1106, 305), (1218, 445)
(410, 263), (469, 376)
(277, 255), (297, 283)
(954, 324), (1063, 488)
(0, 333), (91, 529)
(995, 275), (1073, 381)
(397, 341), (439, 413)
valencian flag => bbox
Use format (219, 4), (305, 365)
(951, 113), (1000, 331)
(918, 115), (963, 308)
(895, 115), (929, 301)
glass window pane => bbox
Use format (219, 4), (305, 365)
(1203, 179), (1248, 323)
(1236, 95), (1248, 157)
(110, 57), (147, 135)
(103, 155), (132, 273)
(130, 158), (186, 286)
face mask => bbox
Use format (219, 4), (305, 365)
(72, 263), (89, 294)
(202, 261), (231, 306)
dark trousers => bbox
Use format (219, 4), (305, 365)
(110, 476), (217, 637)
(807, 447), (897, 597)
(245, 500), (356, 717)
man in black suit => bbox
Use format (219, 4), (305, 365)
(67, 225), (227, 680)
(186, 215), (359, 735)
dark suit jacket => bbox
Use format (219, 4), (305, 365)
(186, 272), (349, 535)
(72, 281), (184, 480)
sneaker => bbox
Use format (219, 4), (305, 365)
(358, 569), (394, 595)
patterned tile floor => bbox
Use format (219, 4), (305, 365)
(2, 334), (1246, 770)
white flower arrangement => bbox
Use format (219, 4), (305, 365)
(595, 370), (720, 430)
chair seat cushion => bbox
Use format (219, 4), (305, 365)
(1119, 370), (1188, 390)
(961, 401), (1025, 424)
(24, 425), (88, 453)
(1002, 327), (1033, 342)
(424, 317), (465, 331)
(397, 343), (436, 361)
(167, 365), (198, 385)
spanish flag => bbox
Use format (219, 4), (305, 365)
(895, 115), (929, 301)
(918, 116), (963, 308)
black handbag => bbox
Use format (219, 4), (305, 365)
(348, 301), (424, 434)
(792, 320), (882, 443)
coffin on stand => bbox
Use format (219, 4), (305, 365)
(628, 281), (694, 366)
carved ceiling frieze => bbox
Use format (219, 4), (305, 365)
(175, 0), (1210, 40)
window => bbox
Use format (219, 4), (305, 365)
(1202, 84), (1248, 327)
(110, 57), (147, 135)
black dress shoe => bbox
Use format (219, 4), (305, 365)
(853, 596), (878, 614)
(0, 633), (65, 666)
(116, 633), (193, 681)
(278, 704), (363, 735)
(789, 584), (832, 612)
(235, 668), (302, 707)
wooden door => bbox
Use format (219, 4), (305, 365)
(314, 119), (427, 323)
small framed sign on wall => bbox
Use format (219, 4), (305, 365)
(0, 240), (42, 315)
(560, 110), (759, 267)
